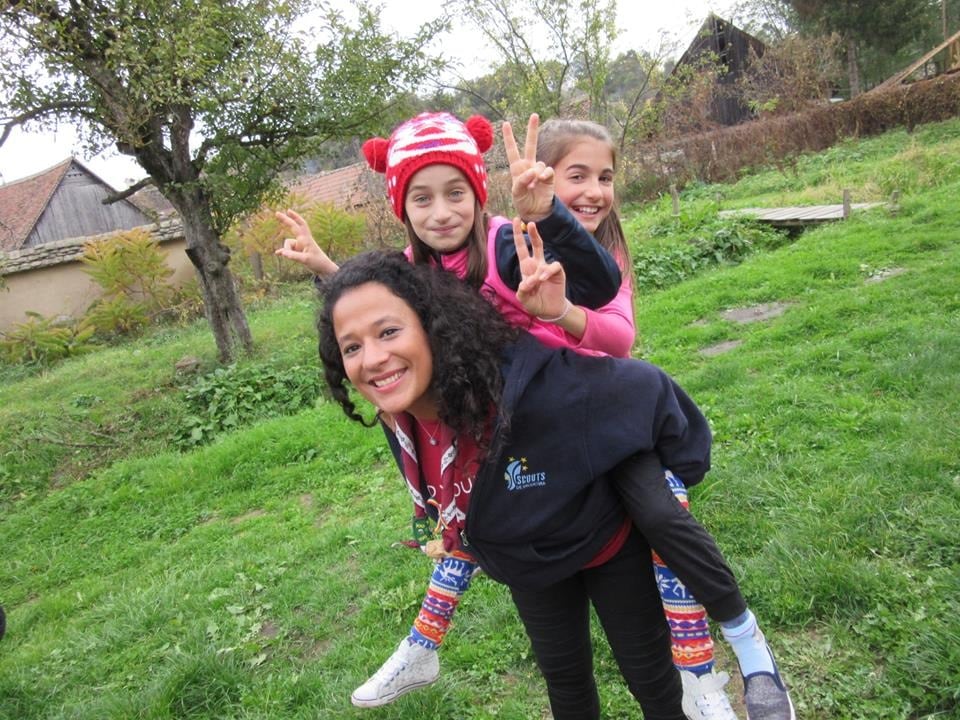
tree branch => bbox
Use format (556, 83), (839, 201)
(101, 176), (153, 205)
(0, 102), (87, 147)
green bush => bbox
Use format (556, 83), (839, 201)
(225, 195), (368, 286)
(82, 229), (175, 336)
(632, 218), (786, 291)
(174, 363), (322, 448)
(0, 312), (96, 365)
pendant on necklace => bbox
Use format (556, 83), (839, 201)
(429, 437), (438, 446)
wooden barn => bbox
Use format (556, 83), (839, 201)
(0, 157), (154, 253)
(671, 14), (767, 127)
(0, 158), (190, 333)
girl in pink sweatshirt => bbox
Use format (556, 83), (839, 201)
(277, 113), (792, 720)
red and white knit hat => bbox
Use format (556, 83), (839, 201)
(362, 112), (494, 221)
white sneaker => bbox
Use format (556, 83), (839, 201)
(350, 639), (440, 708)
(680, 669), (739, 720)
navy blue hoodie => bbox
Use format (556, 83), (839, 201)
(386, 333), (712, 591)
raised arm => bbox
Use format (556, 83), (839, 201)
(494, 201), (621, 309)
(273, 209), (339, 278)
(503, 114), (555, 222)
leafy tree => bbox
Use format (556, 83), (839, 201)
(603, 47), (672, 152)
(450, 0), (618, 122)
(729, 0), (801, 43)
(789, 0), (934, 95)
(0, 0), (443, 361)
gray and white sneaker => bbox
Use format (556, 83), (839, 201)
(680, 669), (738, 720)
(350, 639), (440, 708)
(743, 650), (795, 720)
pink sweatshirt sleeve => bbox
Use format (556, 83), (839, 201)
(567, 274), (636, 358)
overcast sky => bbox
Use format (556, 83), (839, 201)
(0, 0), (736, 188)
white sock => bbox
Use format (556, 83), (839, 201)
(720, 609), (775, 676)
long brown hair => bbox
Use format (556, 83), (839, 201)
(404, 199), (490, 290)
(537, 119), (631, 269)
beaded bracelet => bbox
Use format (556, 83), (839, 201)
(536, 299), (573, 323)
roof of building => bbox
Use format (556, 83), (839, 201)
(128, 184), (176, 217)
(671, 13), (766, 79)
(0, 158), (74, 252)
(284, 162), (371, 208)
(0, 156), (158, 252)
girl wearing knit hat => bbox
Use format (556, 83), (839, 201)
(277, 114), (793, 720)
(275, 111), (623, 346)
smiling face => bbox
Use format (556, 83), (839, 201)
(403, 164), (477, 254)
(332, 281), (437, 420)
(552, 137), (615, 234)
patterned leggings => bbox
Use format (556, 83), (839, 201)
(409, 550), (477, 650)
(408, 464), (745, 677)
(656, 471), (713, 675)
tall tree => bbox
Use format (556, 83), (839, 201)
(452, 0), (618, 122)
(730, 0), (801, 43)
(603, 47), (670, 152)
(789, 0), (933, 95)
(0, 0), (442, 362)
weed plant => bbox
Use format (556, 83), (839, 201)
(2, 119), (959, 719)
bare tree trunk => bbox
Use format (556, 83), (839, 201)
(846, 37), (862, 97)
(179, 200), (254, 363)
(130, 113), (254, 364)
(249, 251), (264, 282)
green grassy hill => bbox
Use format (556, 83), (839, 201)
(2, 119), (958, 719)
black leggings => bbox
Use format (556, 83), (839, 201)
(613, 451), (748, 622)
(509, 529), (685, 720)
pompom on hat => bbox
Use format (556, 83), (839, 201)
(362, 112), (494, 221)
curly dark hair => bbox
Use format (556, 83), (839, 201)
(317, 251), (518, 440)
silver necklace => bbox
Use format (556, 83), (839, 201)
(417, 419), (440, 446)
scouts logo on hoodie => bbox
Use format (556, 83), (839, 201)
(504, 457), (546, 491)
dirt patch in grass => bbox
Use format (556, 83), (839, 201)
(721, 302), (793, 324)
(700, 340), (744, 357)
(259, 620), (280, 639)
(230, 509), (266, 524)
(864, 267), (907, 283)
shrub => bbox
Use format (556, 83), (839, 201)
(81, 229), (176, 335)
(174, 363), (321, 448)
(225, 192), (370, 285)
(738, 34), (844, 118)
(632, 218), (786, 291)
(0, 312), (96, 365)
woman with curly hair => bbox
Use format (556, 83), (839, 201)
(318, 247), (735, 720)
(283, 110), (793, 719)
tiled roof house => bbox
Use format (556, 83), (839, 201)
(284, 162), (371, 209)
(0, 157), (155, 252)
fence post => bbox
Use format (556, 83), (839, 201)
(889, 189), (901, 216)
(249, 251), (264, 281)
(842, 189), (851, 218)
(670, 184), (680, 218)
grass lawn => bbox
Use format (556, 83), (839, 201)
(2, 119), (959, 719)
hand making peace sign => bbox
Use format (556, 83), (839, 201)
(511, 217), (568, 321)
(502, 113), (555, 223)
